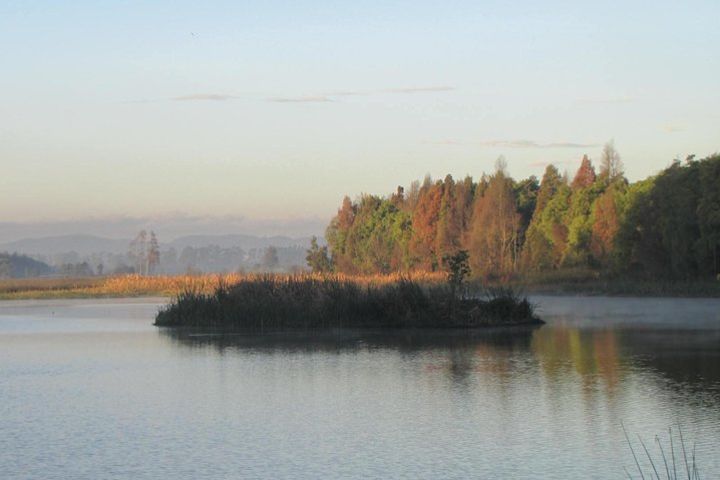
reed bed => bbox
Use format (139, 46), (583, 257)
(0, 272), (447, 300)
(154, 275), (541, 330)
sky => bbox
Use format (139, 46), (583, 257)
(1, 0), (718, 233)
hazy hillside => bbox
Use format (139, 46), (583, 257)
(0, 253), (54, 278)
(0, 233), (319, 276)
(169, 234), (317, 250)
(0, 235), (130, 256)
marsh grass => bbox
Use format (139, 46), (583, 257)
(2, 270), (717, 299)
(0, 271), (446, 300)
(154, 275), (541, 330)
(623, 423), (704, 480)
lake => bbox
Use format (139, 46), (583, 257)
(1, 296), (718, 479)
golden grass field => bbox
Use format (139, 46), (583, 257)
(0, 272), (447, 300)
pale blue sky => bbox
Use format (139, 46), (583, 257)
(1, 0), (718, 225)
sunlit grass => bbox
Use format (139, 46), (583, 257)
(0, 272), (447, 300)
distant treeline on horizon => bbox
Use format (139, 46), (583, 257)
(316, 144), (720, 280)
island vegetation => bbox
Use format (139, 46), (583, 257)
(154, 256), (542, 330)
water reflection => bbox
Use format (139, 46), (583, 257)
(159, 324), (720, 401)
(2, 298), (719, 479)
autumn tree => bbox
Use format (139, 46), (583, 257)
(466, 160), (521, 278)
(590, 187), (621, 266)
(409, 178), (443, 270)
(572, 155), (596, 189)
(435, 175), (464, 261)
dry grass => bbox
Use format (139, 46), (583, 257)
(0, 272), (447, 300)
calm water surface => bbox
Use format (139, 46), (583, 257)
(1, 296), (719, 479)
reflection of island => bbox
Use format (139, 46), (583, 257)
(158, 326), (540, 354)
(158, 323), (720, 400)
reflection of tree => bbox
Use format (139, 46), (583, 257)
(592, 330), (621, 393)
(530, 327), (623, 395)
(622, 330), (720, 392)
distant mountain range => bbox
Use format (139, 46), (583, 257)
(0, 234), (316, 256)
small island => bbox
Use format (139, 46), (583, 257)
(154, 252), (542, 330)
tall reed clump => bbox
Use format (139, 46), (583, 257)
(154, 274), (541, 330)
(623, 423), (706, 480)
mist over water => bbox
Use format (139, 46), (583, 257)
(1, 297), (718, 479)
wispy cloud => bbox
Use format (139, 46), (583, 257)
(266, 96), (333, 103)
(136, 86), (455, 105)
(172, 94), (240, 101)
(478, 139), (599, 149)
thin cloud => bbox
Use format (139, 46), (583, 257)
(478, 140), (598, 149)
(266, 96), (333, 103)
(172, 94), (240, 101)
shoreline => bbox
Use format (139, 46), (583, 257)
(1, 274), (718, 300)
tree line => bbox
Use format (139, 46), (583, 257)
(308, 144), (720, 281)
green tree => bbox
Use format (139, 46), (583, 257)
(522, 166), (567, 271)
(443, 250), (470, 298)
(305, 236), (333, 273)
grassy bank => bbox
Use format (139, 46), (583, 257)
(154, 275), (541, 330)
(1, 270), (717, 300)
(0, 272), (446, 300)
